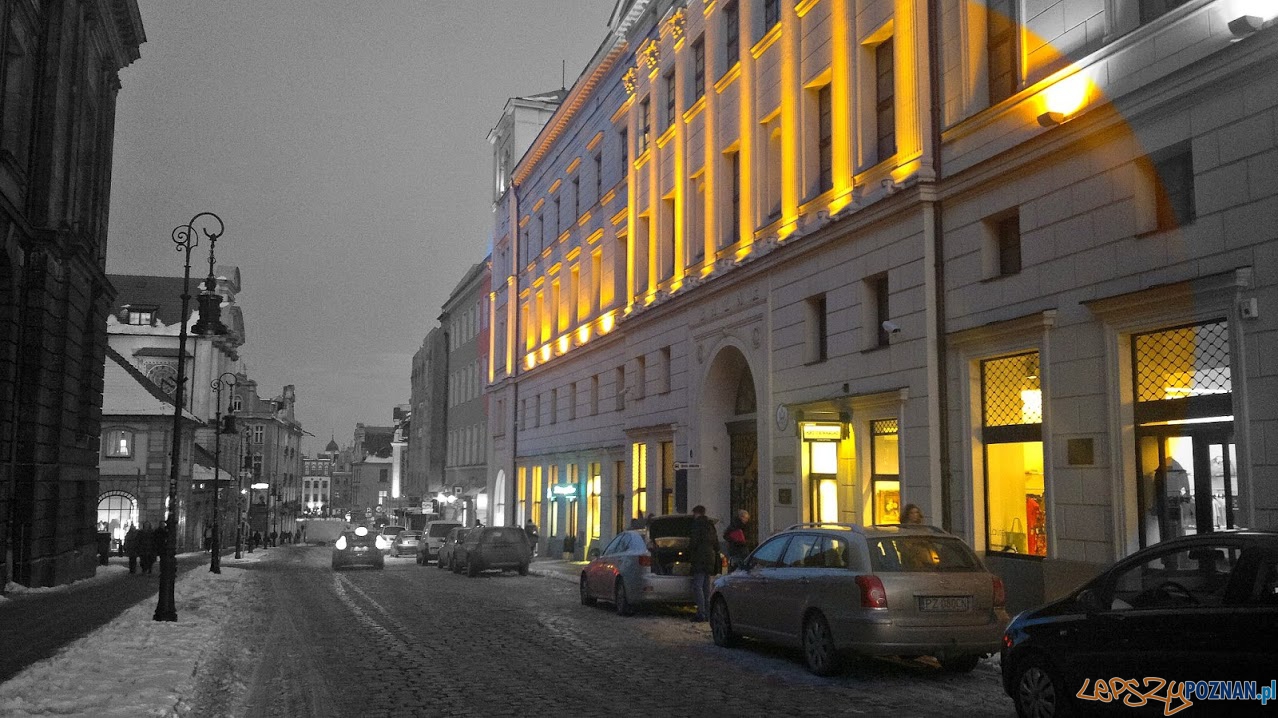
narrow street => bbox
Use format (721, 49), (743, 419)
(205, 547), (1015, 718)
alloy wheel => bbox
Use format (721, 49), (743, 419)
(709, 599), (736, 647)
(1016, 661), (1066, 718)
(802, 613), (839, 676)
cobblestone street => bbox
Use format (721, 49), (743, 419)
(213, 547), (1015, 718)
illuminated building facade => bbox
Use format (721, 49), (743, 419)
(487, 0), (1278, 604)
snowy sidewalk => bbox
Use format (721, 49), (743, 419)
(0, 550), (267, 717)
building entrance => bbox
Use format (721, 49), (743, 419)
(1137, 426), (1237, 545)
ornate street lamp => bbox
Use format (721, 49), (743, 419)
(209, 372), (238, 573)
(155, 212), (226, 623)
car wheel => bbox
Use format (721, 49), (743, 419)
(580, 575), (597, 606)
(518, 563), (529, 576)
(1013, 654), (1072, 718)
(709, 597), (737, 648)
(437, 555), (446, 571)
(801, 612), (840, 676)
(614, 578), (633, 616)
(939, 654), (981, 673)
(466, 558), (478, 577)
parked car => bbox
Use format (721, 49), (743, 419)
(1001, 530), (1278, 718)
(331, 526), (385, 570)
(434, 527), (470, 571)
(418, 520), (463, 564)
(580, 514), (705, 615)
(709, 523), (1007, 676)
(378, 525), (406, 555)
(453, 526), (531, 577)
(391, 529), (421, 557)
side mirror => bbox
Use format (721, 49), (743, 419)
(1077, 588), (1104, 613)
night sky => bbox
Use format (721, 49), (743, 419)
(107, 1), (613, 453)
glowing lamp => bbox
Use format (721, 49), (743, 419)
(540, 344), (551, 362)
(525, 354), (536, 369)
(600, 313), (615, 334)
(1040, 74), (1089, 127)
(557, 335), (570, 354)
(577, 325), (591, 344)
(251, 482), (269, 490)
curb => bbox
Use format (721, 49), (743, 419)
(529, 567), (578, 584)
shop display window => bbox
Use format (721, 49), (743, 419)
(981, 352), (1047, 556)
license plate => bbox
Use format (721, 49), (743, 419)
(918, 596), (970, 612)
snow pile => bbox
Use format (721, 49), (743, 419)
(0, 560), (254, 717)
(4, 564), (130, 596)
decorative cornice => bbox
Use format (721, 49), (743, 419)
(623, 66), (639, 96)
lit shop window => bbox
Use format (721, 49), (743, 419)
(588, 462), (602, 540)
(632, 442), (648, 519)
(871, 419), (900, 524)
(982, 352), (1046, 556)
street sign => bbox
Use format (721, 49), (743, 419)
(364, 508), (372, 518)
(673, 461), (700, 470)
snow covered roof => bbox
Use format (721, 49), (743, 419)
(102, 346), (199, 422)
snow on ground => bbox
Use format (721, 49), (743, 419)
(4, 564), (130, 598)
(0, 551), (265, 718)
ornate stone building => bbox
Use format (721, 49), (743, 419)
(486, 0), (1277, 604)
(0, 0), (146, 587)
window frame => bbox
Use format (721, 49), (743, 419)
(103, 428), (134, 458)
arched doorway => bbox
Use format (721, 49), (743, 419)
(97, 491), (138, 550)
(699, 345), (759, 546)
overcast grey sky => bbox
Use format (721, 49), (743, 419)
(107, 1), (613, 454)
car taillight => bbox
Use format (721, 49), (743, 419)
(855, 574), (888, 609)
(992, 576), (1006, 608)
(638, 554), (652, 567)
(335, 536), (347, 551)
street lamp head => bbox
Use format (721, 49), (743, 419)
(192, 288), (227, 337)
(220, 413), (238, 435)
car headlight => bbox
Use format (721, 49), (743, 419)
(335, 536), (347, 550)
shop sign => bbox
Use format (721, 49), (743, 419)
(551, 483), (577, 496)
(801, 423), (843, 441)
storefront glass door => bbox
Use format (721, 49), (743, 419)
(1137, 427), (1237, 546)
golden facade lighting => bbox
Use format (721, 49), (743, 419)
(1038, 73), (1090, 126)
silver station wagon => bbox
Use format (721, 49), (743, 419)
(709, 523), (1008, 676)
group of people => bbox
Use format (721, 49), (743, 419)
(121, 522), (167, 575)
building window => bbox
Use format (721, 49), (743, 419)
(591, 248), (603, 313)
(232, 395), (243, 412)
(664, 70), (677, 131)
(588, 462), (602, 541)
(991, 212), (1022, 277)
(866, 274), (890, 348)
(593, 152), (603, 201)
(535, 393), (542, 428)
(568, 381), (577, 421)
(871, 419), (901, 524)
(639, 96), (651, 152)
(532, 465), (543, 530)
(550, 387), (558, 425)
(554, 196), (562, 236)
(127, 310), (153, 326)
(981, 351), (1046, 557)
(724, 150), (741, 247)
(253, 425), (265, 444)
(635, 355), (647, 400)
(1139, 0), (1190, 24)
(1154, 146), (1195, 230)
(763, 116), (782, 220)
(691, 35), (706, 101)
(103, 429), (134, 458)
(379, 468), (389, 483)
(632, 442), (648, 519)
(660, 196), (675, 280)
(616, 365), (627, 411)
(723, 1), (740, 72)
(763, 0), (780, 31)
(517, 466), (527, 527)
(816, 84), (833, 194)
(987, 0), (1017, 105)
(660, 346), (672, 394)
(805, 294), (828, 363)
(874, 39), (896, 164)
(590, 374), (600, 416)
(688, 176), (705, 266)
(660, 441), (675, 514)
(620, 127), (629, 168)
(253, 453), (263, 478)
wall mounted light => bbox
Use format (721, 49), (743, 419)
(1228, 15), (1262, 39)
(1037, 111), (1065, 127)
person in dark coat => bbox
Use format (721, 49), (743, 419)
(269, 530), (278, 547)
(687, 505), (720, 622)
(723, 509), (751, 571)
(252, 530), (262, 549)
(150, 522), (167, 574)
(139, 521), (158, 574)
(123, 524), (140, 574)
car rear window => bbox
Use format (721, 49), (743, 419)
(868, 536), (981, 572)
(483, 528), (526, 544)
(381, 526), (405, 536)
(428, 523), (461, 537)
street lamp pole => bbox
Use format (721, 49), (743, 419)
(155, 212), (226, 623)
(210, 372), (237, 573)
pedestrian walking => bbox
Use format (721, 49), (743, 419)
(123, 524), (140, 574)
(269, 530), (278, 547)
(524, 521), (539, 558)
(723, 509), (751, 571)
(139, 521), (158, 574)
(202, 524), (212, 552)
(252, 530), (262, 549)
(688, 505), (720, 623)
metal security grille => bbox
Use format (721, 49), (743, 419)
(872, 418), (898, 436)
(1134, 321), (1230, 403)
(982, 352), (1040, 428)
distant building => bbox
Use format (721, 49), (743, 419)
(440, 262), (491, 526)
(0, 2), (146, 587)
(301, 455), (334, 515)
(409, 328), (447, 507)
(236, 380), (304, 539)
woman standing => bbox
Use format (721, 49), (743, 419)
(139, 521), (158, 574)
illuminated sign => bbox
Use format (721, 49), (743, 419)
(551, 483), (577, 496)
(801, 423), (843, 441)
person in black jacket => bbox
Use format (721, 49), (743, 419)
(688, 505), (720, 622)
